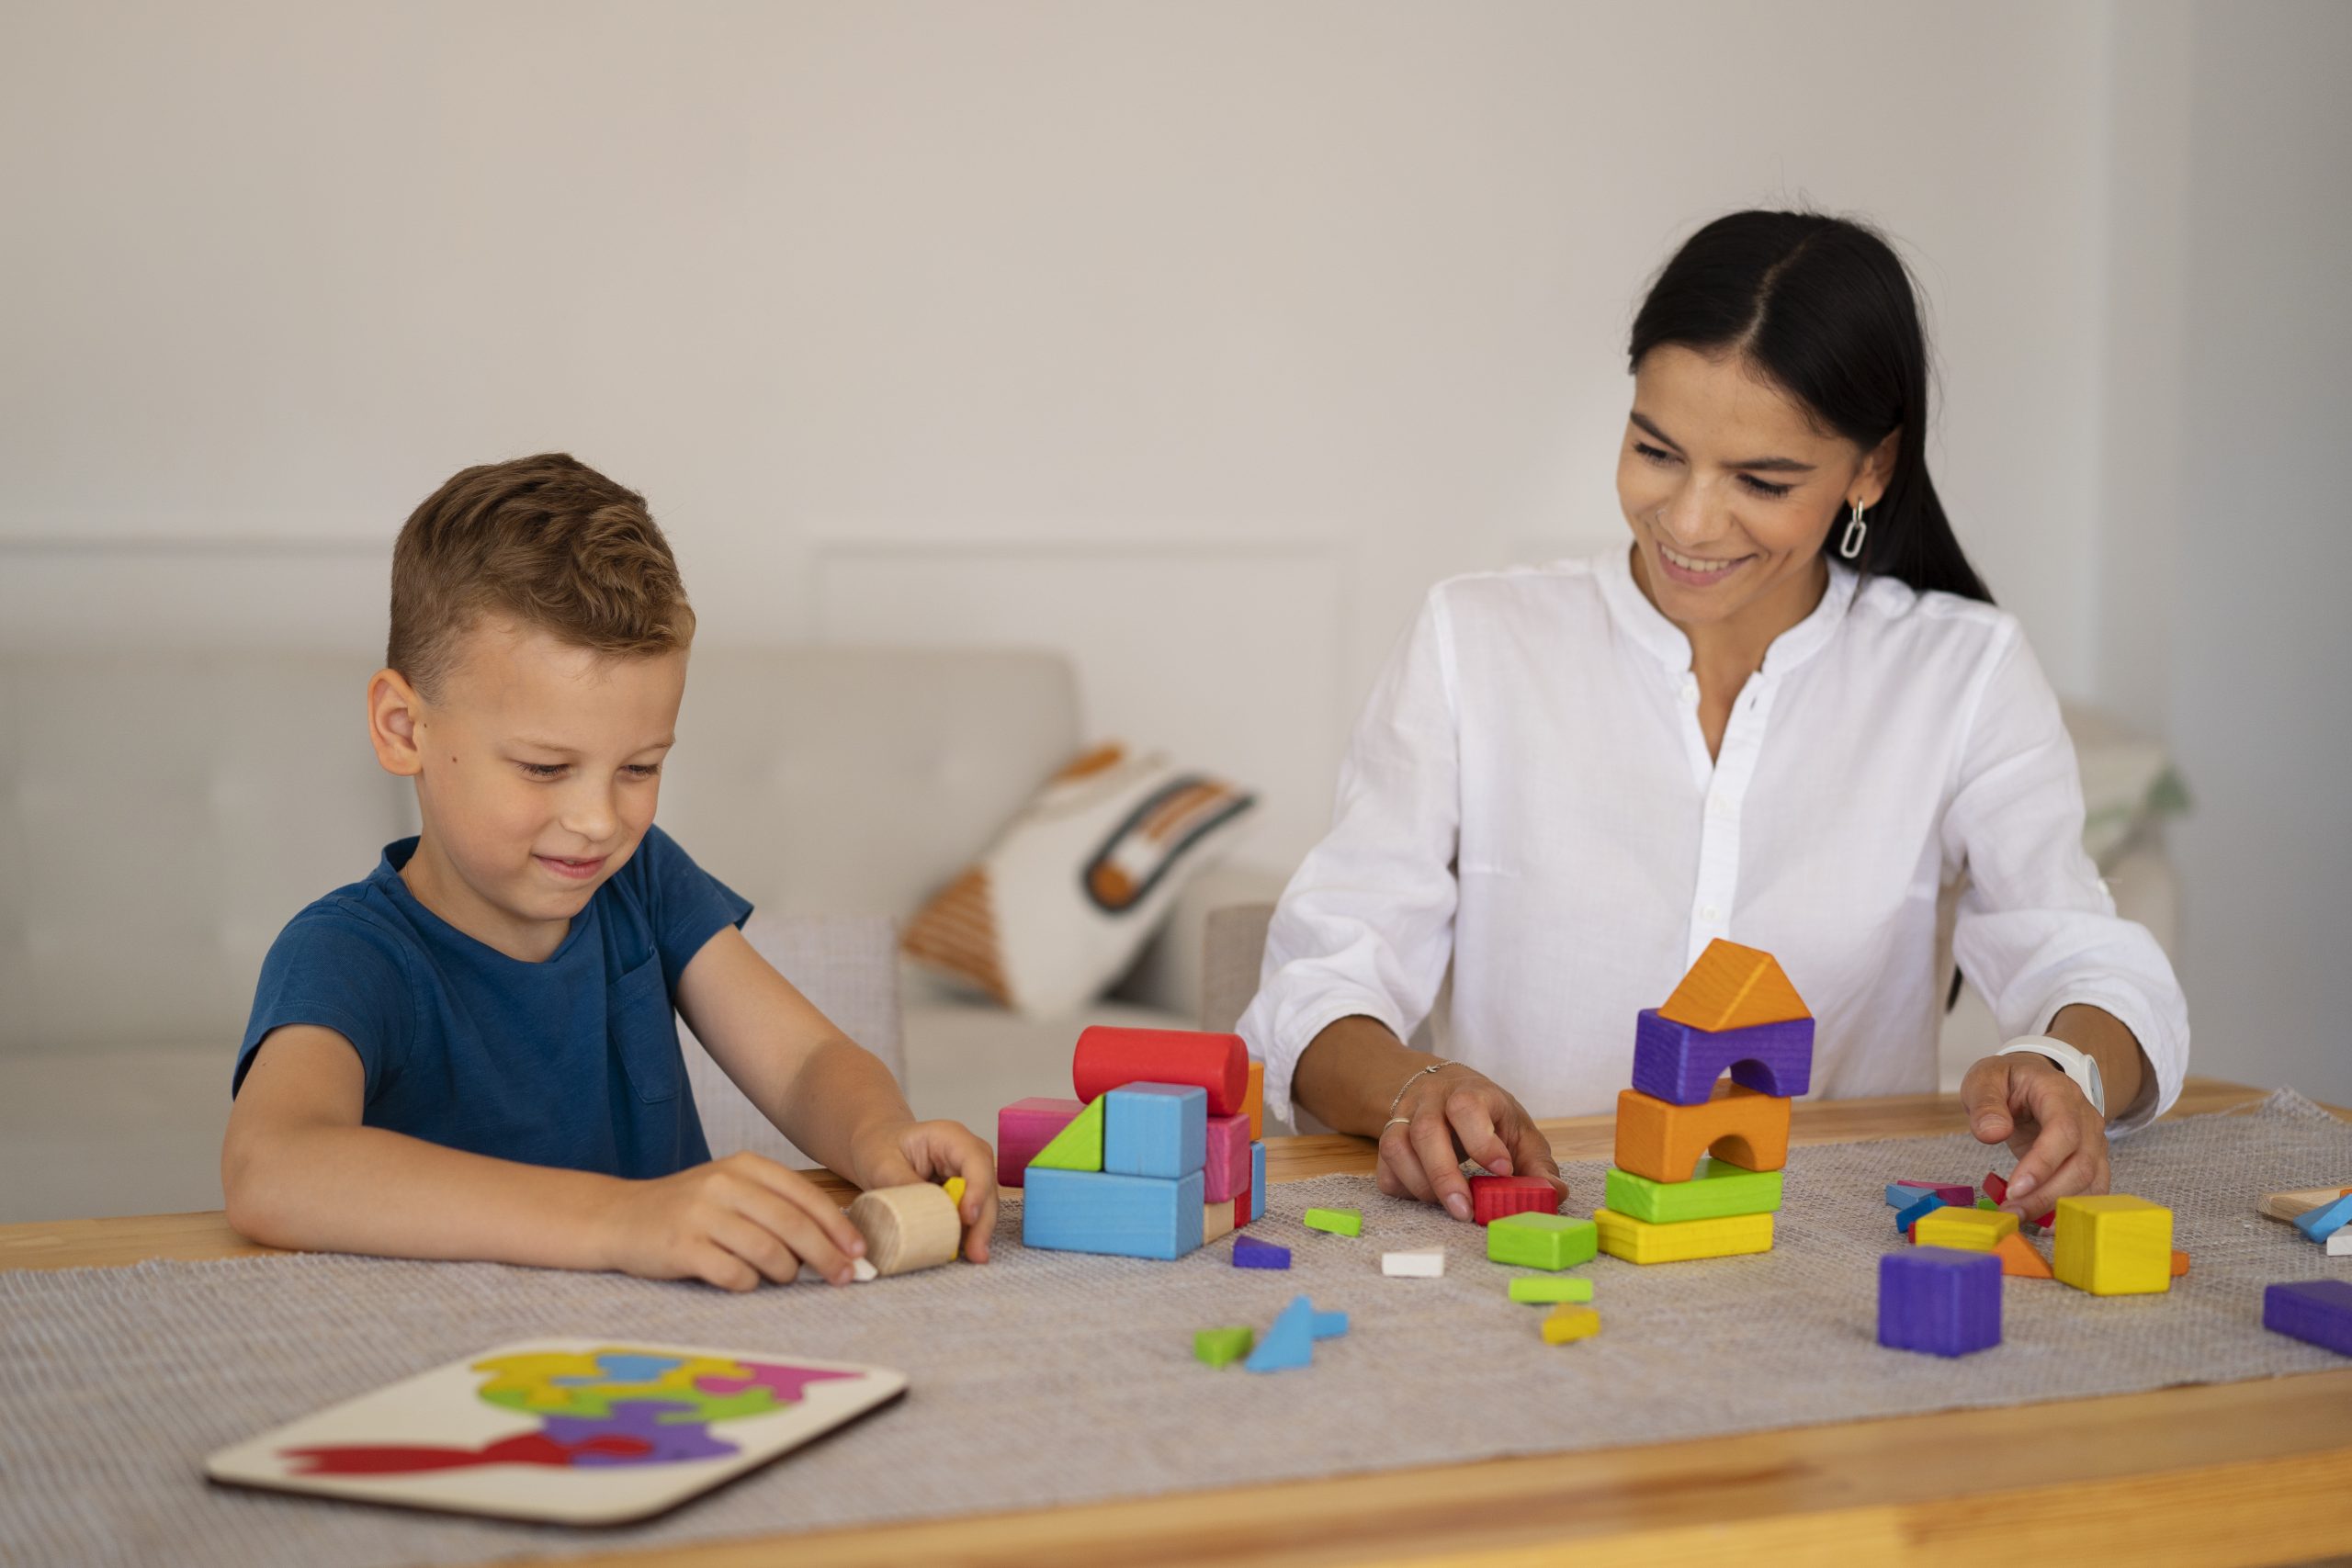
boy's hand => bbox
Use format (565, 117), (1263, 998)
(600, 1152), (870, 1292)
(1960, 1053), (2111, 1217)
(847, 1119), (1000, 1264)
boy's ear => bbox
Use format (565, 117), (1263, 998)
(368, 668), (426, 778)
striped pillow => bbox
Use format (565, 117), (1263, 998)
(902, 744), (1255, 1019)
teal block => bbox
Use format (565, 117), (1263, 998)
(1023, 1168), (1205, 1259)
(1103, 1083), (1208, 1179)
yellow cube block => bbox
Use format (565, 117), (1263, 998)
(1592, 1207), (1772, 1264)
(1913, 1206), (2019, 1252)
(1542, 1304), (1600, 1345)
(2052, 1194), (2173, 1296)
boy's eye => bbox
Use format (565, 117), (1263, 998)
(518, 762), (567, 780)
(624, 763), (662, 780)
(1737, 473), (1796, 500)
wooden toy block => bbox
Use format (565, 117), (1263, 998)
(1027, 1094), (1104, 1173)
(2263, 1280), (2352, 1357)
(1993, 1233), (2053, 1279)
(1613, 1083), (1792, 1183)
(1509, 1276), (1595, 1304)
(943, 1176), (967, 1207)
(1202, 1113), (1252, 1203)
(1542, 1305), (1600, 1345)
(1885, 1182), (1925, 1208)
(1102, 1083), (1208, 1179)
(846, 1183), (963, 1277)
(1245, 1059), (1265, 1140)
(1630, 1008), (1815, 1104)
(2290, 1190), (2352, 1243)
(1193, 1326), (1253, 1368)
(1244, 1295), (1317, 1372)
(1310, 1308), (1349, 1340)
(1202, 1200), (1237, 1245)
(1487, 1213), (1600, 1270)
(1021, 1168), (1205, 1260)
(2170, 1248), (2189, 1277)
(1912, 1206), (2019, 1254)
(1983, 1170), (2007, 1204)
(1303, 1207), (1363, 1237)
(2331, 1229), (2352, 1258)
(1593, 1207), (1772, 1264)
(996, 1097), (1083, 1188)
(1382, 1248), (1445, 1278)
(1250, 1142), (1267, 1221)
(1897, 1179), (1976, 1208)
(1470, 1175), (1558, 1225)
(1607, 1159), (1781, 1224)
(1880, 1247), (2002, 1357)
(849, 1258), (878, 1282)
(1895, 1192), (1948, 1235)
(2052, 1194), (2173, 1296)
(2258, 1184), (2352, 1223)
(1657, 939), (1810, 1032)
(1231, 1235), (1291, 1269)
(1234, 1171), (1253, 1233)
(1073, 1025), (1249, 1117)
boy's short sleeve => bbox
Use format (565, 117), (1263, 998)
(234, 911), (416, 1102)
(633, 824), (755, 989)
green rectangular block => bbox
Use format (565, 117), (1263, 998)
(1193, 1325), (1253, 1367)
(1602, 1159), (1782, 1224)
(1486, 1213), (1597, 1270)
(1508, 1275), (1595, 1304)
(1303, 1207), (1362, 1237)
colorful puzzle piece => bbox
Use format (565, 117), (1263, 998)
(1880, 1247), (2002, 1357)
(1614, 1084), (1792, 1183)
(2052, 1194), (2173, 1296)
(1657, 939), (1810, 1032)
(1487, 1213), (1599, 1270)
(1630, 1008), (1815, 1104)
(1593, 1207), (1772, 1264)
(1607, 1159), (1781, 1224)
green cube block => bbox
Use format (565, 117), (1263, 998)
(1303, 1207), (1363, 1237)
(1485, 1213), (1598, 1270)
(1508, 1275), (1595, 1304)
(1602, 1159), (1783, 1224)
(1193, 1325), (1254, 1367)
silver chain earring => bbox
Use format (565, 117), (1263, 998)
(1838, 501), (1868, 561)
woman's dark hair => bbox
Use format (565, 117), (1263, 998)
(1628, 210), (1993, 604)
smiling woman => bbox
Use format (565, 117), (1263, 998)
(1238, 210), (2188, 1227)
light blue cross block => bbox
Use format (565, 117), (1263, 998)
(1023, 1167), (1206, 1259)
(1103, 1083), (1208, 1179)
(1250, 1141), (1267, 1221)
(1310, 1309), (1349, 1341)
(2293, 1190), (2352, 1242)
(1245, 1295), (1317, 1372)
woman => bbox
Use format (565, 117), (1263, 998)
(1237, 210), (2188, 1224)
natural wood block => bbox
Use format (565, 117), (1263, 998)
(1880, 1247), (2002, 1357)
(1027, 1094), (1104, 1173)
(1631, 1009), (1815, 1103)
(2259, 1184), (2352, 1223)
(1993, 1233), (2054, 1279)
(1021, 1168), (1205, 1260)
(1606, 1159), (1781, 1224)
(1509, 1275), (1595, 1304)
(2290, 1191), (2352, 1243)
(1657, 939), (1810, 1032)
(846, 1183), (962, 1277)
(1593, 1207), (1772, 1265)
(995, 1097), (1083, 1189)
(1913, 1207), (2019, 1254)
(1303, 1207), (1363, 1237)
(1194, 1326), (1253, 1367)
(1470, 1175), (1558, 1225)
(1202, 1200), (1237, 1245)
(2052, 1194), (2173, 1296)
(1073, 1026), (1249, 1117)
(1614, 1084), (1792, 1183)
(1382, 1247), (1445, 1278)
(1487, 1213), (1599, 1271)
(1541, 1305), (1600, 1345)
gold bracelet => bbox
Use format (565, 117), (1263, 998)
(1386, 1060), (1454, 1122)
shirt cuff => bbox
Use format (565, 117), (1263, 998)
(1252, 988), (1413, 1132)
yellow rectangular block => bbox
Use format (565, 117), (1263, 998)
(1913, 1206), (2019, 1253)
(2052, 1194), (2173, 1296)
(1593, 1207), (1773, 1264)
(1542, 1304), (1600, 1344)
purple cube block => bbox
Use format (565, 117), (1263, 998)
(1879, 1247), (2002, 1357)
(1629, 1009), (1815, 1105)
(2264, 1279), (2352, 1357)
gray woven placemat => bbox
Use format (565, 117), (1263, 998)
(5, 1089), (2349, 1568)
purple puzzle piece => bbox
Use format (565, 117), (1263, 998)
(544, 1401), (738, 1465)
(1879, 1247), (2002, 1357)
(2264, 1279), (2352, 1357)
(1629, 1009), (1815, 1105)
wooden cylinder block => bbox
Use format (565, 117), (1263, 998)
(847, 1183), (962, 1277)
(1071, 1026), (1250, 1117)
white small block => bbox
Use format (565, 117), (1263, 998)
(2331, 1228), (2352, 1258)
(851, 1258), (879, 1282)
(1382, 1247), (1445, 1278)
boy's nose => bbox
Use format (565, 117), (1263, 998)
(559, 787), (620, 845)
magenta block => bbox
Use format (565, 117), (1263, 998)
(1202, 1112), (1251, 1204)
(995, 1097), (1083, 1190)
(1897, 1179), (1978, 1208)
(2265, 1280), (2352, 1357)
(1629, 1009), (1815, 1105)
(1879, 1247), (2002, 1357)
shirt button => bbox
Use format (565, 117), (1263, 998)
(1701, 904), (1721, 921)
(1680, 681), (1698, 701)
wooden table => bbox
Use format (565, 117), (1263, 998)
(6, 1076), (2349, 1566)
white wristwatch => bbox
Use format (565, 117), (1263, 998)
(1996, 1035), (2106, 1118)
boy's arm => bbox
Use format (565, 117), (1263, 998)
(221, 1023), (866, 1287)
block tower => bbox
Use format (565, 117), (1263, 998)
(1592, 940), (1809, 1264)
(1009, 1027), (1268, 1260)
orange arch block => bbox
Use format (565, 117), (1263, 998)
(1658, 940), (1810, 1032)
(1614, 1085), (1792, 1184)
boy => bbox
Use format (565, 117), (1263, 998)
(221, 453), (997, 1288)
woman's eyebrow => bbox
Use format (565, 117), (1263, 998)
(1631, 410), (1816, 474)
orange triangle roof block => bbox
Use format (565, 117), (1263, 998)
(1994, 1232), (2054, 1279)
(1657, 940), (1811, 1031)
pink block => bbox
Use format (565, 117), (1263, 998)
(1897, 1179), (1976, 1208)
(1203, 1113), (1251, 1204)
(996, 1097), (1083, 1190)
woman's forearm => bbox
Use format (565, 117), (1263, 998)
(1291, 1015), (1446, 1137)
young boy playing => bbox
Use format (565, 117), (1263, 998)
(221, 453), (997, 1289)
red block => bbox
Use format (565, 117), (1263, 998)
(1234, 1170), (1253, 1231)
(1470, 1175), (1557, 1226)
(995, 1097), (1082, 1190)
(1071, 1026), (1249, 1118)
(1983, 1171), (2007, 1204)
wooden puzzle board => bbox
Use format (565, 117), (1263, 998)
(6, 1089), (2348, 1568)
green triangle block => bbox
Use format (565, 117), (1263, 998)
(1029, 1095), (1104, 1172)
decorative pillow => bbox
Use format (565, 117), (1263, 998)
(901, 743), (1256, 1020)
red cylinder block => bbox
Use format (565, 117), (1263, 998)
(1071, 1026), (1249, 1118)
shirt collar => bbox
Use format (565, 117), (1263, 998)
(1594, 544), (1860, 679)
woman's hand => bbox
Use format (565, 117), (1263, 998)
(1375, 1064), (1566, 1222)
(846, 1118), (1001, 1263)
(1959, 1053), (2110, 1217)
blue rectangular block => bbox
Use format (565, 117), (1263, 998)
(2290, 1191), (2352, 1243)
(1231, 1235), (1290, 1269)
(2264, 1279), (2352, 1356)
(1879, 1247), (2002, 1357)
(1630, 1008), (1815, 1104)
(1886, 1182), (1927, 1208)
(1250, 1140), (1266, 1221)
(1103, 1082), (1208, 1179)
(1895, 1192), (1948, 1235)
(1023, 1167), (1205, 1259)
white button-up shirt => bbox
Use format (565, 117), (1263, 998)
(1238, 547), (2189, 1134)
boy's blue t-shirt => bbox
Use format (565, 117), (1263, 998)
(234, 825), (751, 1179)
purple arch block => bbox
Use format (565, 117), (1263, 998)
(1629, 1009), (1815, 1105)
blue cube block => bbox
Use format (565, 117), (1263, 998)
(1895, 1191), (1948, 1235)
(1023, 1167), (1205, 1259)
(1103, 1083), (1208, 1179)
(1879, 1247), (2003, 1357)
(1250, 1140), (1267, 1221)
